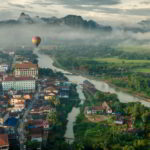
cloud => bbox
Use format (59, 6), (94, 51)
(34, 0), (120, 6)
(8, 3), (26, 9)
(0, 0), (150, 26)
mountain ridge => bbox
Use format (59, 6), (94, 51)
(0, 12), (112, 32)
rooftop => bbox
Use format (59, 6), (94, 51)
(3, 76), (35, 82)
(0, 134), (9, 146)
(92, 106), (104, 111)
(4, 117), (18, 127)
(15, 62), (38, 69)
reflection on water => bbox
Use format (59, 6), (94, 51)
(36, 51), (150, 142)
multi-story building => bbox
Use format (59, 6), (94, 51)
(14, 62), (38, 79)
(2, 76), (36, 93)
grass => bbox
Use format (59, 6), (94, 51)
(134, 68), (150, 73)
(116, 45), (150, 53)
(94, 57), (150, 64)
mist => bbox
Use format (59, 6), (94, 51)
(0, 23), (150, 50)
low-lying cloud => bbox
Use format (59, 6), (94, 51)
(0, 23), (150, 51)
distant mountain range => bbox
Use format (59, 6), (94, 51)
(0, 12), (112, 32)
(1, 12), (150, 33)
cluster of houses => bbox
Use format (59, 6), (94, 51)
(39, 78), (71, 101)
(0, 50), (73, 149)
(24, 78), (71, 148)
(83, 80), (134, 129)
(85, 101), (113, 115)
(0, 52), (37, 149)
(25, 99), (55, 145)
(85, 101), (134, 128)
(0, 93), (33, 150)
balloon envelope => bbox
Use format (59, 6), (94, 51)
(32, 36), (41, 47)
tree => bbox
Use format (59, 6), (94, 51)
(133, 139), (148, 149)
(111, 144), (122, 150)
(26, 140), (41, 150)
(123, 145), (135, 150)
(47, 111), (57, 126)
(142, 112), (150, 123)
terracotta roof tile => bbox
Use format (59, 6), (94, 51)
(3, 76), (35, 81)
(0, 134), (9, 146)
(15, 62), (37, 69)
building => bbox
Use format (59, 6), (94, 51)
(9, 98), (25, 106)
(102, 102), (112, 114)
(27, 120), (49, 129)
(44, 86), (58, 94)
(2, 76), (36, 93)
(59, 86), (70, 99)
(0, 111), (9, 125)
(86, 102), (112, 115)
(0, 64), (9, 73)
(30, 128), (43, 142)
(30, 106), (56, 115)
(23, 94), (32, 100)
(4, 117), (18, 128)
(10, 101), (25, 112)
(0, 134), (9, 150)
(14, 62), (38, 79)
(44, 93), (57, 101)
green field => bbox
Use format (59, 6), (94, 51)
(134, 68), (150, 73)
(94, 57), (150, 64)
(79, 57), (150, 73)
(116, 45), (150, 53)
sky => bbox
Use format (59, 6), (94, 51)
(0, 0), (150, 26)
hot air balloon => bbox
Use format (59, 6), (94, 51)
(32, 36), (41, 47)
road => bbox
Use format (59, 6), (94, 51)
(17, 92), (39, 150)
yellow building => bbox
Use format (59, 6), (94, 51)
(44, 93), (56, 101)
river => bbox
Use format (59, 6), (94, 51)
(35, 51), (150, 143)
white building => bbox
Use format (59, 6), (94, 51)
(0, 64), (9, 73)
(2, 76), (36, 93)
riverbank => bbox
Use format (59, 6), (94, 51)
(84, 75), (150, 101)
(47, 54), (150, 102)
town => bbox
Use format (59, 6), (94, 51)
(0, 48), (150, 150)
(0, 50), (80, 150)
(1, 2), (150, 149)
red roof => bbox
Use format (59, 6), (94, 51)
(0, 134), (9, 146)
(92, 106), (104, 111)
(15, 101), (25, 105)
(15, 62), (38, 69)
(3, 76), (35, 82)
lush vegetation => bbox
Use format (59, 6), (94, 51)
(44, 84), (81, 150)
(39, 68), (68, 80)
(117, 45), (150, 54)
(73, 90), (150, 150)
(40, 44), (150, 97)
(15, 49), (38, 64)
(111, 74), (150, 97)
